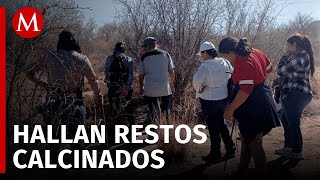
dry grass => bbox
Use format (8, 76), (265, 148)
(156, 116), (188, 162)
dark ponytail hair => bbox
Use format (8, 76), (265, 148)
(304, 36), (315, 77)
(236, 38), (252, 56)
(203, 49), (219, 58)
(218, 37), (252, 57)
(287, 34), (315, 76)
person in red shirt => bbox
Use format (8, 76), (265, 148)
(218, 37), (280, 176)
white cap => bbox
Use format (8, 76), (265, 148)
(197, 41), (216, 55)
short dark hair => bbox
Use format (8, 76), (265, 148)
(114, 42), (126, 53)
(218, 37), (252, 57)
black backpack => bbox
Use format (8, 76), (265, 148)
(108, 54), (129, 87)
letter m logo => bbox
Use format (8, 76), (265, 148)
(12, 7), (44, 38)
(17, 12), (40, 32)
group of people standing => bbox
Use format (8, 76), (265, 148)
(27, 29), (315, 176)
(104, 37), (175, 126)
(193, 34), (315, 176)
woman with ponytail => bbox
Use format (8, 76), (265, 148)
(275, 34), (314, 162)
(218, 37), (280, 176)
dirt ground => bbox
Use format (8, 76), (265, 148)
(4, 69), (320, 180)
(89, 69), (320, 179)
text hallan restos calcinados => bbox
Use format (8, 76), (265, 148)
(13, 124), (207, 169)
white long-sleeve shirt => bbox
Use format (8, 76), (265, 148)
(192, 58), (233, 100)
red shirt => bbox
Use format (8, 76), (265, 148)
(232, 49), (272, 95)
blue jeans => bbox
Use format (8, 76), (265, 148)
(281, 89), (312, 153)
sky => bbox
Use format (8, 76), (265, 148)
(75, 0), (320, 26)
(277, 0), (320, 22)
(76, 0), (117, 25)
